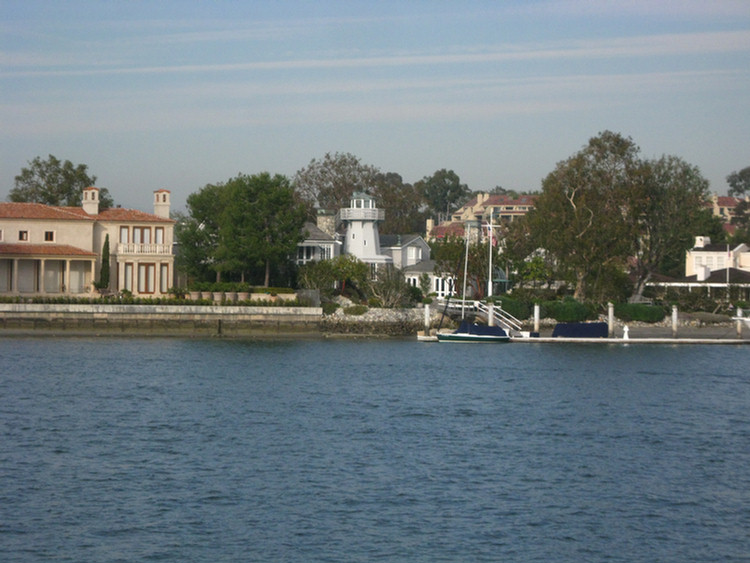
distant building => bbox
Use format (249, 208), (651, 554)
(426, 192), (537, 241)
(0, 188), (175, 297)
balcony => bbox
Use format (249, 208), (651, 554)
(339, 208), (385, 221)
(117, 243), (172, 256)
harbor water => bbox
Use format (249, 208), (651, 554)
(1, 337), (749, 562)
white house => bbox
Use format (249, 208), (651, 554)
(685, 236), (750, 279)
(296, 221), (341, 265)
(0, 188), (175, 297)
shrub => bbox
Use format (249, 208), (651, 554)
(322, 302), (339, 315)
(614, 303), (666, 323)
(343, 304), (368, 316)
(542, 298), (597, 322)
(496, 296), (531, 320)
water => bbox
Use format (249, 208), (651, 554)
(1, 337), (748, 562)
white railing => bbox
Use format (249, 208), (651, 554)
(475, 301), (523, 333)
(339, 208), (385, 221)
(117, 243), (172, 255)
(436, 298), (523, 333)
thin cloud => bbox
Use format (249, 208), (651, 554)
(3, 30), (748, 78)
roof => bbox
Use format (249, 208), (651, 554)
(0, 243), (97, 257)
(0, 202), (94, 221)
(97, 207), (174, 223)
(691, 243), (743, 253)
(379, 234), (423, 248)
(0, 202), (173, 223)
(430, 222), (465, 238)
(682, 268), (750, 284)
(403, 259), (437, 274)
(300, 222), (336, 242)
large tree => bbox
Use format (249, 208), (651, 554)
(416, 169), (471, 221)
(181, 182), (230, 282)
(629, 155), (714, 298)
(727, 166), (750, 197)
(727, 166), (750, 244)
(216, 173), (306, 287)
(525, 131), (641, 301)
(293, 152), (380, 215)
(370, 172), (426, 235)
(10, 155), (113, 208)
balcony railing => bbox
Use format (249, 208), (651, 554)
(339, 208), (385, 221)
(117, 243), (172, 255)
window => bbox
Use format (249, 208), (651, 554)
(123, 263), (133, 291)
(133, 227), (151, 244)
(160, 264), (169, 293)
(44, 231), (54, 242)
(18, 230), (28, 241)
(0, 229), (3, 241)
(120, 227), (129, 243)
(138, 263), (155, 293)
(155, 227), (164, 244)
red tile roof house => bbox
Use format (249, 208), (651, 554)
(426, 193), (537, 242)
(0, 187), (175, 297)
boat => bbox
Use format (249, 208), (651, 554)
(436, 320), (510, 342)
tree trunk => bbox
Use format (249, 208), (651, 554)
(574, 271), (587, 301)
(630, 271), (651, 303)
(264, 260), (270, 287)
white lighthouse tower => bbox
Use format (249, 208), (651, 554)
(340, 192), (392, 265)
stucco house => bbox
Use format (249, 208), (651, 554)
(0, 188), (175, 297)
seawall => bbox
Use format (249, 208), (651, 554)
(0, 303), (323, 337)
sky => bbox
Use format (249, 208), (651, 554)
(2, 0), (749, 213)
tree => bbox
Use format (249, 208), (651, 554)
(727, 166), (750, 245)
(727, 166), (750, 197)
(216, 173), (307, 287)
(416, 169), (471, 221)
(174, 212), (217, 284)
(628, 155), (713, 299)
(367, 264), (412, 308)
(525, 131), (641, 301)
(10, 155), (113, 208)
(293, 152), (380, 215)
(370, 172), (426, 234)
(181, 183), (229, 282)
(97, 234), (110, 290)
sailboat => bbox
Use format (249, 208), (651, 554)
(436, 221), (510, 343)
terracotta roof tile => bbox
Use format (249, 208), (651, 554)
(0, 202), (94, 221)
(0, 243), (97, 257)
(97, 208), (174, 223)
(0, 202), (173, 223)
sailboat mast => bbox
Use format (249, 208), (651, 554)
(461, 223), (470, 320)
(487, 213), (493, 298)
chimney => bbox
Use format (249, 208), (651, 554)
(153, 190), (171, 218)
(694, 236), (711, 249)
(82, 187), (100, 215)
(316, 209), (336, 236)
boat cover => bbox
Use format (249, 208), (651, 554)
(552, 322), (608, 338)
(455, 321), (508, 337)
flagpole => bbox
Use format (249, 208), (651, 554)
(488, 214), (493, 298)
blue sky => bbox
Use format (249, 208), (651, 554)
(2, 1), (749, 212)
